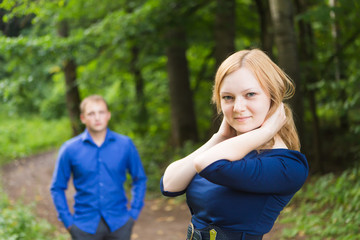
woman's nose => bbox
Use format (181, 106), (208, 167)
(233, 98), (246, 112)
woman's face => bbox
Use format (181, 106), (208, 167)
(220, 67), (271, 135)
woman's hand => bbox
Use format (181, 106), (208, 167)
(217, 116), (237, 140)
(261, 103), (286, 136)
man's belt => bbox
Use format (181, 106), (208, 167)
(186, 223), (263, 240)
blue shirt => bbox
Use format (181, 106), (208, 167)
(161, 149), (308, 235)
(50, 129), (147, 234)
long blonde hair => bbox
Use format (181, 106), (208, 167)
(212, 49), (300, 151)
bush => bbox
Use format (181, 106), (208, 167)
(133, 134), (201, 193)
(280, 166), (360, 239)
(0, 188), (67, 240)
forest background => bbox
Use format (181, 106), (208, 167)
(0, 0), (359, 239)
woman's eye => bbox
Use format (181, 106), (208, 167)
(222, 96), (233, 101)
(246, 92), (256, 97)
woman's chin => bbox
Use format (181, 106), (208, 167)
(235, 126), (261, 135)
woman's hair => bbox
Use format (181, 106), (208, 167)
(212, 49), (300, 151)
(80, 95), (109, 114)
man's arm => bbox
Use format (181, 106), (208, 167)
(127, 139), (147, 220)
(50, 145), (73, 228)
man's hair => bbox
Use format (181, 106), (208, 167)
(80, 95), (109, 113)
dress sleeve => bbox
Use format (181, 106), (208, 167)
(199, 151), (309, 195)
(160, 176), (187, 197)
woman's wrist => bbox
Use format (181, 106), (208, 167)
(257, 125), (278, 143)
(212, 132), (229, 143)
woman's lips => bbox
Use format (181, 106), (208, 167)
(234, 116), (251, 122)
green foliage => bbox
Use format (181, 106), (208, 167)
(0, 188), (67, 240)
(0, 0), (359, 237)
(280, 167), (360, 239)
(134, 135), (201, 192)
(0, 0), (359, 178)
(0, 114), (71, 165)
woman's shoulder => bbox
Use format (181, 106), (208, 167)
(256, 148), (308, 169)
(258, 148), (305, 157)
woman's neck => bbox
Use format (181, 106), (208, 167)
(272, 134), (288, 149)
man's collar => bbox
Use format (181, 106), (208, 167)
(81, 128), (116, 143)
(81, 129), (92, 142)
(105, 129), (116, 142)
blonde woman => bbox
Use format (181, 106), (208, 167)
(161, 49), (308, 240)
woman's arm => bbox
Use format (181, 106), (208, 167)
(163, 103), (285, 192)
(162, 103), (243, 193)
(162, 106), (239, 193)
(199, 151), (309, 195)
(162, 133), (228, 192)
(194, 103), (286, 172)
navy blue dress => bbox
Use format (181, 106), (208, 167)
(161, 149), (308, 235)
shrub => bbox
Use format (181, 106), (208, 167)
(0, 188), (67, 240)
(280, 166), (360, 239)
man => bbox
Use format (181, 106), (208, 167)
(50, 95), (147, 240)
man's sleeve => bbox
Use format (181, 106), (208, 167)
(50, 144), (73, 228)
(127, 139), (147, 220)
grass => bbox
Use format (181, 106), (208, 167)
(1, 114), (359, 239)
(0, 186), (68, 240)
(0, 115), (71, 165)
(0, 114), (71, 238)
(280, 166), (360, 240)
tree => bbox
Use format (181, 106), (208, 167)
(329, 0), (348, 131)
(208, 0), (236, 134)
(254, 0), (274, 57)
(165, 20), (198, 146)
(57, 20), (82, 136)
(269, 0), (304, 141)
(295, 0), (323, 171)
(214, 0), (236, 68)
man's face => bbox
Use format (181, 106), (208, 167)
(80, 100), (111, 135)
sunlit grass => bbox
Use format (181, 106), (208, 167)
(0, 187), (68, 240)
(280, 167), (360, 239)
(0, 115), (71, 165)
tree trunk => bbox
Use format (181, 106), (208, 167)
(254, 0), (274, 57)
(165, 25), (198, 147)
(214, 0), (236, 68)
(269, 0), (304, 142)
(57, 20), (82, 136)
(330, 0), (348, 130)
(124, 4), (148, 136)
(211, 0), (236, 135)
(0, 9), (32, 37)
(295, 0), (323, 171)
(130, 45), (148, 136)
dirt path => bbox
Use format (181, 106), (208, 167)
(0, 151), (282, 240)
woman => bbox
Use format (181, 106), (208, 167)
(161, 49), (309, 240)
